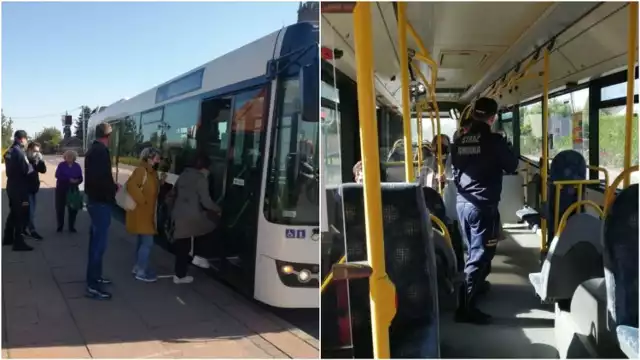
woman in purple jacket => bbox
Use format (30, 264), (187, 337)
(55, 150), (83, 232)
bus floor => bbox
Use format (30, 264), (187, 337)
(1, 174), (318, 359)
(439, 224), (559, 358)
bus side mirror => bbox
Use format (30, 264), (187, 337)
(300, 60), (319, 123)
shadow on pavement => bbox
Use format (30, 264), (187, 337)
(1, 184), (318, 359)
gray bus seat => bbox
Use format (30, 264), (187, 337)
(339, 182), (440, 358)
(617, 326), (638, 359)
(529, 212), (604, 302)
(603, 184), (638, 358)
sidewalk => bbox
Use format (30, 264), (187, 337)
(1, 168), (318, 358)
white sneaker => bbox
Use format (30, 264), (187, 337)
(191, 256), (210, 269)
(173, 275), (194, 284)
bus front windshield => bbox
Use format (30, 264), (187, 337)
(265, 78), (319, 226)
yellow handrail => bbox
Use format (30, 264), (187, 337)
(604, 165), (639, 214)
(320, 255), (346, 293)
(429, 214), (452, 249)
(556, 200), (605, 237)
(353, 3), (395, 358)
(397, 2), (414, 183)
(624, 1), (638, 189)
(552, 180), (602, 233)
(540, 48), (550, 254)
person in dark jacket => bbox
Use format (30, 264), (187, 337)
(2, 130), (34, 251)
(23, 141), (46, 240)
(84, 123), (118, 300)
(55, 150), (83, 232)
(451, 97), (519, 324)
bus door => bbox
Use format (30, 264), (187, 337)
(210, 87), (267, 288)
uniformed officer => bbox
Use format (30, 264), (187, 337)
(451, 98), (518, 324)
(3, 130), (34, 251)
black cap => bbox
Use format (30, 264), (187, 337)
(472, 97), (499, 120)
(13, 130), (27, 140)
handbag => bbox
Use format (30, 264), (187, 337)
(66, 187), (84, 210)
(115, 170), (147, 211)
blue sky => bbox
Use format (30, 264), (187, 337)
(2, 1), (299, 138)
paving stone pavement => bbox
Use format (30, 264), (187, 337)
(1, 165), (318, 358)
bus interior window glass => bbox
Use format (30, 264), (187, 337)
(266, 78), (319, 225)
(519, 101), (543, 161)
(139, 108), (164, 153)
(161, 98), (200, 175)
(500, 111), (514, 143)
(321, 80), (341, 186)
(545, 89), (590, 168)
(598, 102), (639, 189)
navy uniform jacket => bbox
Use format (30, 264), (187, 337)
(4, 143), (31, 199)
(451, 121), (518, 207)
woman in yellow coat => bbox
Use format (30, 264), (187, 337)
(126, 147), (163, 282)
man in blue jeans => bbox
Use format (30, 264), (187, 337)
(451, 97), (518, 324)
(84, 123), (118, 300)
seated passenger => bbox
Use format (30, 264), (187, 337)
(126, 147), (164, 283)
(169, 153), (221, 284)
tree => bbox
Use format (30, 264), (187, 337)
(74, 105), (92, 140)
(1, 109), (14, 149)
(34, 127), (63, 154)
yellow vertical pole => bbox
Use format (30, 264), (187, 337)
(397, 2), (415, 182)
(417, 103), (424, 172)
(624, 1), (637, 188)
(540, 48), (550, 254)
(352, 3), (395, 358)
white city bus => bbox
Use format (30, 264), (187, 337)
(87, 21), (320, 309)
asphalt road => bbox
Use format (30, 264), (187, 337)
(43, 155), (320, 339)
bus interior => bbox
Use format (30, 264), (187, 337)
(320, 2), (638, 358)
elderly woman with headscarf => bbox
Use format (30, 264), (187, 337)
(125, 147), (165, 283)
(55, 150), (83, 233)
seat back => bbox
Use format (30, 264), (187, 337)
(340, 182), (439, 358)
(547, 150), (587, 244)
(536, 213), (603, 301)
(603, 184), (638, 329)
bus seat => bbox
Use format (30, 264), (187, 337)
(421, 186), (461, 312)
(529, 213), (603, 302)
(499, 174), (524, 224)
(339, 182), (440, 358)
(617, 326), (638, 359)
(602, 184), (638, 356)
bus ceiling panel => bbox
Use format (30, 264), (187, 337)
(460, 2), (600, 103)
(496, 4), (631, 107)
(401, 2), (550, 96)
(552, 2), (628, 47)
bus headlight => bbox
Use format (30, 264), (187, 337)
(275, 260), (319, 288)
(298, 269), (311, 283)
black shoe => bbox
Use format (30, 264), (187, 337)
(69, 228), (77, 233)
(12, 243), (34, 252)
(29, 231), (43, 241)
(22, 229), (33, 238)
(455, 307), (492, 325)
(2, 237), (13, 246)
(478, 280), (491, 296)
(86, 287), (112, 300)
(97, 277), (112, 285)
(56, 227), (63, 233)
